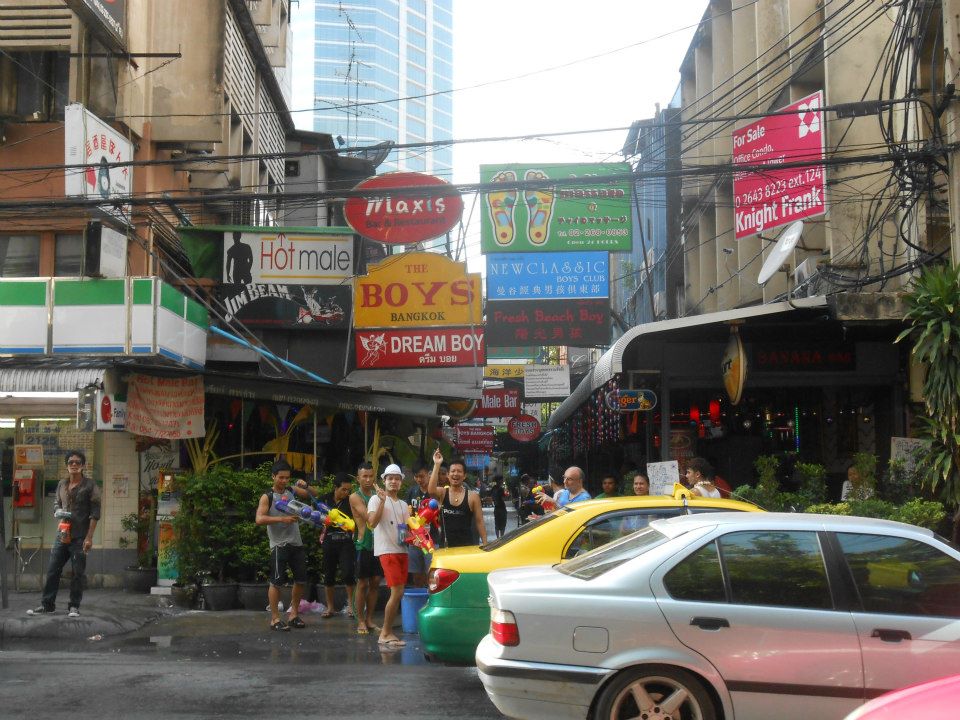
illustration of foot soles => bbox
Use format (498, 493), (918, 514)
(524, 169), (554, 245)
(487, 170), (518, 246)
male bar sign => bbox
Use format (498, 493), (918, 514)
(732, 90), (826, 240)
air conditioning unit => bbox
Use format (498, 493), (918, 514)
(653, 291), (665, 318)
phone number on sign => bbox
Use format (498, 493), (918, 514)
(560, 228), (630, 238)
(734, 167), (823, 208)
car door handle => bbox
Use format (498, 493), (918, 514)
(690, 616), (730, 630)
(871, 628), (912, 642)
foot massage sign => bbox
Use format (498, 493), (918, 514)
(479, 163), (633, 253)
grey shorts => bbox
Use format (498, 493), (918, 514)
(406, 544), (432, 575)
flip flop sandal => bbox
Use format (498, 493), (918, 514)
(368, 624), (382, 633)
(378, 638), (406, 647)
(288, 616), (306, 628)
(321, 611), (335, 618)
(356, 626), (369, 635)
(271, 620), (290, 632)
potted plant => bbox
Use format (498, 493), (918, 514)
(119, 510), (158, 593)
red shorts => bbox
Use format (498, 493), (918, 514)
(379, 552), (409, 587)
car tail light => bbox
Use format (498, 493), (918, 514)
(427, 568), (460, 594)
(490, 608), (519, 646)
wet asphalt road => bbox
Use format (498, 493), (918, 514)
(0, 506), (514, 719)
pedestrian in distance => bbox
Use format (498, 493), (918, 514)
(28, 450), (101, 618)
(366, 464), (410, 647)
(595, 473), (620, 498)
(538, 466), (591, 508)
(320, 472), (356, 618)
(427, 447), (487, 547)
(349, 462), (383, 635)
(633, 471), (650, 496)
(491, 475), (508, 539)
(254, 459), (312, 631)
(405, 462), (439, 587)
(686, 457), (721, 498)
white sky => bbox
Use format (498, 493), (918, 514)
(450, 0), (710, 270)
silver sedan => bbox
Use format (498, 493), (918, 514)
(476, 512), (960, 720)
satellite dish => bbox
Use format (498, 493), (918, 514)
(757, 221), (804, 286)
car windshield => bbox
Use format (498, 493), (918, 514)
(481, 506), (579, 551)
(558, 526), (668, 580)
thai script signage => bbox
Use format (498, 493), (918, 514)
(523, 365), (571, 399)
(354, 252), (481, 329)
(125, 374), (205, 440)
(354, 327), (485, 369)
(456, 425), (495, 452)
(485, 298), (609, 347)
(480, 163), (632, 253)
(344, 172), (464, 245)
(64, 104), (133, 221)
(470, 388), (521, 418)
(733, 90), (826, 240)
(485, 251), (609, 300)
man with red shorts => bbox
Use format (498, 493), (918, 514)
(366, 463), (410, 646)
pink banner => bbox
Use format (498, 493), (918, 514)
(733, 90), (825, 240)
(456, 425), (495, 452)
(125, 374), (205, 439)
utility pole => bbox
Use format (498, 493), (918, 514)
(944, 0), (960, 265)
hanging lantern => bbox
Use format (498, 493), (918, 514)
(709, 399), (721, 424)
(690, 405), (701, 423)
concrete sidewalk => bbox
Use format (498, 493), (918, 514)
(0, 587), (178, 641)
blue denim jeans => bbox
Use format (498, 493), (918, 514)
(41, 537), (86, 611)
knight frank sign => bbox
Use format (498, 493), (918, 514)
(732, 90), (826, 240)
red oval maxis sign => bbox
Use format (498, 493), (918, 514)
(507, 414), (541, 442)
(344, 172), (464, 245)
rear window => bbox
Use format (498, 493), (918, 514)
(559, 526), (669, 580)
(481, 505), (579, 551)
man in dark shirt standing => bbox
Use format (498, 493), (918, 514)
(28, 450), (101, 617)
(427, 448), (486, 548)
(320, 473), (356, 617)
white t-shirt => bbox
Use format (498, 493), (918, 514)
(367, 494), (409, 556)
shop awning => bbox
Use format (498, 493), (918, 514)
(340, 367), (484, 400)
(203, 371), (440, 418)
(547, 296), (829, 430)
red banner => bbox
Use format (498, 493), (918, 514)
(733, 90), (825, 240)
(456, 425), (495, 452)
(354, 327), (485, 369)
(125, 374), (205, 439)
(471, 388), (521, 418)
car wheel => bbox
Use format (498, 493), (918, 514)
(594, 665), (717, 720)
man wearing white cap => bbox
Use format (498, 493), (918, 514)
(366, 463), (410, 646)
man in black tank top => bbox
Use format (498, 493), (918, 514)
(427, 447), (487, 548)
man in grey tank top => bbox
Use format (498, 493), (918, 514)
(255, 459), (313, 631)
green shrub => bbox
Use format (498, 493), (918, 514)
(890, 498), (947, 531)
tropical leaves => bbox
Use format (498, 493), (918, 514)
(896, 263), (960, 513)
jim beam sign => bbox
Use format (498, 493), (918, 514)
(354, 252), (481, 328)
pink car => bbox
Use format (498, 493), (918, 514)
(845, 674), (960, 719)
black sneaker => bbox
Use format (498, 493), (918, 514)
(26, 606), (54, 616)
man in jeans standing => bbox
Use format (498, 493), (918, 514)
(28, 450), (101, 617)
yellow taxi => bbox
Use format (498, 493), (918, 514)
(419, 493), (759, 662)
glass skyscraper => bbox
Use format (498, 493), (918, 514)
(293, 0), (453, 176)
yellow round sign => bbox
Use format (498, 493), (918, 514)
(721, 331), (747, 405)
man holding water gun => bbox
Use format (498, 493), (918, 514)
(255, 459), (314, 631)
(320, 473), (356, 618)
